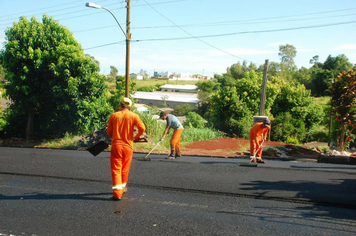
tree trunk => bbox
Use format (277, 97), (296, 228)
(337, 122), (347, 152)
(26, 109), (35, 140)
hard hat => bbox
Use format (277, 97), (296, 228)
(121, 97), (132, 107)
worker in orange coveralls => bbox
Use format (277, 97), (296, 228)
(107, 97), (146, 201)
(250, 119), (270, 163)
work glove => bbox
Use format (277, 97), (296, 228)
(159, 138), (164, 142)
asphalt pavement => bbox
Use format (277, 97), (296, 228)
(1, 147), (356, 236)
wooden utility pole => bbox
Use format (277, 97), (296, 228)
(125, 0), (131, 97)
(259, 59), (269, 116)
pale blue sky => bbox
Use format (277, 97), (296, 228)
(1, 0), (356, 77)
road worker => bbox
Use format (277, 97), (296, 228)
(160, 111), (184, 159)
(107, 97), (146, 201)
(250, 118), (270, 163)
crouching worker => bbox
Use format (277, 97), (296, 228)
(249, 119), (270, 163)
(107, 97), (146, 201)
(159, 111), (184, 160)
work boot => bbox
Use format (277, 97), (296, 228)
(165, 149), (176, 160)
(175, 147), (181, 158)
(256, 157), (265, 164)
(111, 196), (121, 201)
(250, 156), (256, 163)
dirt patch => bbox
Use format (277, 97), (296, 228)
(178, 138), (321, 159)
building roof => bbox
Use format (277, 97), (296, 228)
(131, 91), (200, 104)
(160, 84), (197, 90)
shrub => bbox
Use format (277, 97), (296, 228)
(183, 112), (205, 129)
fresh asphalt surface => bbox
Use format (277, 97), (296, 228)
(1, 147), (356, 236)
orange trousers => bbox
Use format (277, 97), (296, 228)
(170, 128), (183, 149)
(110, 144), (133, 198)
(250, 138), (263, 157)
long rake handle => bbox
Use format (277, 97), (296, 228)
(145, 141), (161, 158)
(254, 138), (265, 156)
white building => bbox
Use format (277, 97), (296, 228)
(160, 84), (197, 93)
(131, 91), (200, 109)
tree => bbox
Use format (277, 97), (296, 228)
(310, 54), (353, 97)
(328, 67), (356, 151)
(109, 65), (119, 81)
(278, 44), (297, 71)
(2, 15), (113, 139)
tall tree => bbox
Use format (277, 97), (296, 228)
(310, 54), (353, 97)
(110, 65), (119, 78)
(2, 15), (113, 139)
(278, 44), (297, 71)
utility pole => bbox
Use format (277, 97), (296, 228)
(259, 59), (269, 116)
(125, 0), (131, 97)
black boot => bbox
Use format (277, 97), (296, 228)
(165, 149), (175, 160)
(175, 147), (181, 158)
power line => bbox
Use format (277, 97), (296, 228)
(84, 19), (356, 53)
(142, 0), (253, 63)
(135, 20), (356, 42)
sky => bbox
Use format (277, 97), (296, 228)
(1, 0), (356, 77)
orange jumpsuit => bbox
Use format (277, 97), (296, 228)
(250, 122), (270, 158)
(107, 109), (145, 198)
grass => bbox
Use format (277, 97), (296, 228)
(105, 78), (198, 91)
(36, 133), (83, 149)
(133, 78), (198, 90)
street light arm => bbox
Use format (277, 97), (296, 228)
(101, 7), (127, 38)
(85, 2), (127, 38)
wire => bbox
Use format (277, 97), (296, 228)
(142, 0), (253, 63)
(135, 20), (356, 42)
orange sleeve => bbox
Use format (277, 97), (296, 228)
(133, 114), (146, 140)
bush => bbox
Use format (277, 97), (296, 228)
(172, 104), (195, 116)
(183, 112), (205, 129)
(271, 112), (306, 143)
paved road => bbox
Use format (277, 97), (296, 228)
(1, 147), (356, 236)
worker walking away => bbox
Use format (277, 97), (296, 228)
(250, 118), (270, 163)
(107, 97), (146, 201)
(159, 111), (184, 160)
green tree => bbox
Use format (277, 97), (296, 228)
(207, 85), (253, 137)
(271, 78), (324, 142)
(2, 15), (113, 139)
(196, 80), (217, 116)
(328, 67), (356, 151)
(278, 44), (297, 71)
(310, 54), (353, 97)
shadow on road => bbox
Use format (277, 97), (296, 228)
(240, 179), (356, 209)
(0, 192), (112, 201)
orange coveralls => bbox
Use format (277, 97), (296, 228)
(107, 109), (145, 198)
(249, 122), (270, 158)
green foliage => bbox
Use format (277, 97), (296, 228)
(270, 77), (324, 141)
(0, 109), (6, 133)
(285, 136), (299, 145)
(2, 15), (113, 138)
(39, 132), (82, 149)
(180, 127), (225, 143)
(309, 55), (353, 97)
(183, 112), (205, 129)
(328, 67), (356, 151)
(171, 104), (195, 116)
(271, 112), (305, 143)
(278, 44), (297, 71)
(207, 85), (253, 137)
